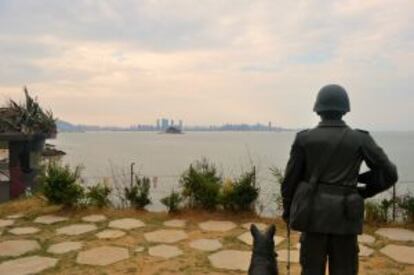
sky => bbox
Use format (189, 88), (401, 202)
(0, 0), (413, 130)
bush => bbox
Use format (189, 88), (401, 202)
(161, 190), (183, 213)
(220, 168), (259, 211)
(364, 199), (393, 224)
(397, 193), (414, 223)
(39, 162), (84, 208)
(86, 182), (112, 208)
(125, 175), (151, 209)
(180, 159), (222, 210)
(270, 167), (284, 211)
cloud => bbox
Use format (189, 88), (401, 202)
(0, 0), (413, 130)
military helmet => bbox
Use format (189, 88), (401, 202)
(313, 84), (350, 113)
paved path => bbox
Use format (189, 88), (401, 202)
(0, 213), (413, 274)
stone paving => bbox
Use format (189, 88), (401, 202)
(9, 226), (40, 235)
(0, 255), (58, 275)
(144, 229), (188, 243)
(108, 218), (145, 230)
(76, 246), (129, 266)
(148, 244), (183, 259)
(199, 220), (237, 232)
(34, 215), (68, 225)
(376, 227), (414, 242)
(56, 223), (98, 236)
(47, 241), (83, 254)
(1, 213), (414, 274)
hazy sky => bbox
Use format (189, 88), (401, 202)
(0, 0), (413, 130)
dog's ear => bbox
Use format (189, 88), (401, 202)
(250, 224), (261, 239)
(266, 224), (276, 239)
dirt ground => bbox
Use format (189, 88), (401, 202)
(0, 197), (413, 275)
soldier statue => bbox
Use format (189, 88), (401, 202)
(281, 84), (398, 275)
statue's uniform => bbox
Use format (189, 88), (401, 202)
(281, 119), (398, 275)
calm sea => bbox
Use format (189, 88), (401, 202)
(51, 131), (414, 217)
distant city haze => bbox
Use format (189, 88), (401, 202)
(0, 1), (413, 131)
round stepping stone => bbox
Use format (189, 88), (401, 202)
(163, 219), (186, 228)
(34, 215), (68, 225)
(148, 244), (183, 259)
(56, 223), (97, 236)
(47, 241), (83, 254)
(277, 249), (300, 263)
(380, 244), (414, 264)
(237, 231), (285, 246)
(199, 220), (237, 232)
(0, 240), (40, 257)
(9, 227), (40, 235)
(96, 229), (126, 239)
(135, 246), (145, 253)
(108, 218), (145, 230)
(190, 239), (222, 252)
(376, 228), (414, 242)
(144, 229), (188, 243)
(76, 246), (129, 266)
(6, 213), (24, 219)
(241, 222), (269, 231)
(82, 214), (107, 223)
(208, 250), (251, 271)
(358, 234), (376, 244)
(0, 219), (15, 228)
(359, 244), (374, 257)
(0, 255), (58, 275)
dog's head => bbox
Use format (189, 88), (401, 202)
(250, 224), (276, 255)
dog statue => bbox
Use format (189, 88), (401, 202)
(248, 224), (278, 275)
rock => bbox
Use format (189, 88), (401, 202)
(0, 240), (40, 257)
(76, 246), (129, 266)
(34, 215), (68, 225)
(241, 222), (269, 231)
(237, 231), (284, 246)
(144, 229), (188, 243)
(96, 229), (126, 239)
(163, 219), (186, 228)
(375, 228), (414, 242)
(208, 250), (251, 271)
(359, 244), (374, 257)
(82, 214), (107, 223)
(9, 227), (40, 235)
(277, 249), (300, 263)
(380, 244), (414, 264)
(0, 256), (58, 275)
(148, 244), (183, 259)
(358, 234), (376, 244)
(47, 241), (83, 254)
(108, 218), (145, 230)
(189, 239), (222, 252)
(0, 219), (15, 228)
(199, 220), (237, 232)
(56, 224), (97, 236)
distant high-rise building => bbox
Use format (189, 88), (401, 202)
(156, 119), (160, 130)
(161, 118), (169, 130)
(170, 119), (174, 126)
(179, 120), (183, 129)
(268, 121), (272, 130)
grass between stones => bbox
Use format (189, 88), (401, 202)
(0, 197), (413, 274)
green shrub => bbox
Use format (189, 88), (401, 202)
(180, 159), (222, 210)
(270, 167), (284, 211)
(397, 193), (414, 223)
(364, 200), (391, 223)
(39, 162), (84, 208)
(161, 190), (183, 213)
(220, 168), (259, 211)
(125, 175), (151, 209)
(86, 182), (112, 208)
